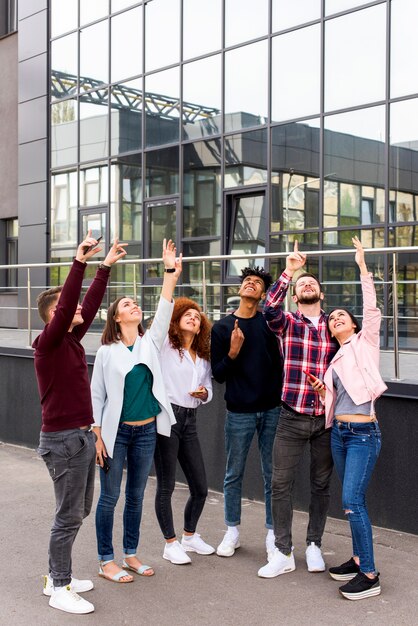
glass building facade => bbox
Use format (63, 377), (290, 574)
(46, 0), (418, 346)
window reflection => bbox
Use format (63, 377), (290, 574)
(51, 34), (78, 101)
(272, 25), (320, 123)
(225, 0), (268, 48)
(51, 99), (78, 167)
(145, 0), (180, 72)
(51, 0), (78, 38)
(80, 20), (109, 86)
(145, 67), (179, 147)
(183, 0), (222, 59)
(183, 140), (221, 238)
(225, 40), (268, 132)
(146, 200), (177, 277)
(224, 128), (267, 188)
(51, 171), (78, 248)
(110, 79), (142, 155)
(110, 157), (142, 242)
(80, 1), (109, 26)
(111, 8), (142, 83)
(80, 165), (108, 207)
(80, 97), (109, 162)
(145, 146), (179, 197)
(390, 100), (418, 227)
(183, 55), (221, 140)
(325, 5), (385, 111)
(227, 194), (266, 277)
(391, 0), (418, 98)
(272, 0), (320, 32)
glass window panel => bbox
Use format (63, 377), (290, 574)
(225, 41), (268, 133)
(51, 171), (78, 248)
(111, 8), (142, 83)
(51, 34), (78, 102)
(51, 0), (78, 37)
(145, 146), (179, 197)
(183, 140), (222, 238)
(80, 20), (109, 86)
(80, 165), (108, 206)
(272, 25), (320, 123)
(228, 194), (266, 277)
(112, 0), (138, 12)
(110, 157), (142, 242)
(183, 55), (221, 140)
(225, 0), (268, 48)
(324, 107), (386, 215)
(224, 128), (267, 189)
(145, 0), (180, 72)
(271, 119), (320, 230)
(272, 0), (320, 31)
(325, 5), (386, 111)
(182, 241), (221, 306)
(80, 96), (109, 162)
(145, 67), (179, 147)
(391, 0), (418, 98)
(110, 78), (142, 155)
(325, 0), (371, 15)
(281, 174), (322, 231)
(183, 0), (222, 60)
(146, 200), (177, 277)
(80, 1), (109, 26)
(390, 100), (418, 225)
(6, 218), (18, 238)
(51, 99), (78, 168)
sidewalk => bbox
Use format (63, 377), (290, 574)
(2, 442), (417, 626)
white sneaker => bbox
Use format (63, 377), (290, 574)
(181, 533), (215, 555)
(258, 548), (296, 578)
(49, 585), (94, 614)
(216, 532), (240, 557)
(305, 542), (326, 572)
(163, 540), (192, 564)
(43, 574), (94, 597)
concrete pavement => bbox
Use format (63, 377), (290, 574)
(1, 442), (417, 626)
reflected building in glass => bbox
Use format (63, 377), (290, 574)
(9, 0), (418, 346)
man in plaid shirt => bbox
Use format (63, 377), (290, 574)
(258, 241), (338, 579)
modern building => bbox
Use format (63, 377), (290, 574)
(1, 0), (418, 345)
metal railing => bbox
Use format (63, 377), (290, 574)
(1, 245), (418, 381)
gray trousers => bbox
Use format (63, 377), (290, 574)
(38, 428), (96, 587)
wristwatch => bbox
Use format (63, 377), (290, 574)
(98, 263), (111, 271)
(164, 267), (176, 273)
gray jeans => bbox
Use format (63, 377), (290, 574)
(38, 428), (96, 587)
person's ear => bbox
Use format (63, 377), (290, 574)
(320, 292), (324, 301)
(260, 292), (266, 301)
(292, 294), (298, 304)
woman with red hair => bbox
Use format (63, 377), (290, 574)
(154, 297), (214, 564)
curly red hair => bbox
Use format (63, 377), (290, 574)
(169, 297), (211, 361)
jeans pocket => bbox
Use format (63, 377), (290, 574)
(64, 433), (87, 460)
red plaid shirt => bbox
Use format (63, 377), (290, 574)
(264, 271), (338, 415)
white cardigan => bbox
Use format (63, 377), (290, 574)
(91, 296), (176, 458)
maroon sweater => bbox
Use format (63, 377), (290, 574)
(33, 260), (110, 432)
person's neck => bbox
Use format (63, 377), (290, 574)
(182, 333), (195, 352)
(120, 325), (139, 346)
(234, 298), (260, 319)
(297, 302), (322, 318)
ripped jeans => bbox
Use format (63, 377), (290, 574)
(331, 420), (381, 574)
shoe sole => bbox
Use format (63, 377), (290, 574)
(182, 546), (215, 555)
(339, 586), (381, 600)
(258, 564), (296, 579)
(329, 571), (358, 581)
(49, 600), (94, 614)
(307, 566), (326, 573)
(163, 555), (191, 565)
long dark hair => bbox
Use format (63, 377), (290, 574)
(168, 297), (211, 361)
(101, 296), (145, 345)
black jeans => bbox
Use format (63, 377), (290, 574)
(154, 404), (208, 540)
(271, 405), (333, 554)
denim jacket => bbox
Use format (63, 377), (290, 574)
(323, 273), (387, 427)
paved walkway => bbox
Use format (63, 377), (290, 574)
(1, 442), (417, 626)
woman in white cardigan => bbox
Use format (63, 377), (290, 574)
(91, 239), (181, 583)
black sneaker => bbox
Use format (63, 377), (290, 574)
(339, 572), (381, 600)
(329, 557), (360, 581)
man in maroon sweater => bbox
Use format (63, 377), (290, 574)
(33, 232), (127, 615)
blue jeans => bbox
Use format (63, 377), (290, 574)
(95, 420), (156, 561)
(223, 407), (279, 529)
(331, 419), (381, 574)
(38, 428), (96, 587)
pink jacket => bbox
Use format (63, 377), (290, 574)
(324, 273), (387, 428)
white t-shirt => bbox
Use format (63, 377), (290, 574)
(305, 315), (320, 330)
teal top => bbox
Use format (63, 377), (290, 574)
(120, 346), (160, 422)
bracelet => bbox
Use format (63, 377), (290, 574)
(98, 263), (111, 271)
(164, 267), (176, 273)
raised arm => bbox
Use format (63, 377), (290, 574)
(353, 236), (381, 347)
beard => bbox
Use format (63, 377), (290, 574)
(295, 292), (321, 305)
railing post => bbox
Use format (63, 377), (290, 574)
(27, 267), (32, 348)
(202, 260), (207, 314)
(133, 263), (137, 303)
(392, 252), (401, 380)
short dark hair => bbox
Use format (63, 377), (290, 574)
(36, 286), (62, 324)
(327, 307), (361, 334)
(293, 272), (322, 295)
(240, 266), (273, 293)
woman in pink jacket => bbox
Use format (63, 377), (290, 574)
(310, 237), (387, 601)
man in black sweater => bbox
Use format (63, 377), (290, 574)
(211, 267), (282, 561)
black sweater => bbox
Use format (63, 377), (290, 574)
(211, 312), (282, 413)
